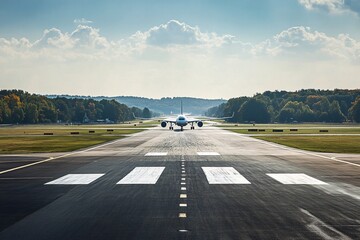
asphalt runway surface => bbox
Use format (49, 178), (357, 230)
(0, 126), (359, 239)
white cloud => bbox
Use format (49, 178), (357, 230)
(298, 0), (344, 13)
(254, 26), (360, 61)
(131, 20), (234, 48)
(33, 28), (73, 49)
(0, 21), (359, 63)
(74, 18), (93, 25)
(70, 25), (110, 49)
(298, 0), (360, 15)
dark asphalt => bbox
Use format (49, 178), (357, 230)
(0, 127), (359, 239)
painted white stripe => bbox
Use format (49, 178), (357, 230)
(202, 167), (250, 184)
(180, 194), (187, 198)
(179, 203), (187, 207)
(45, 174), (104, 185)
(197, 152), (220, 156)
(267, 173), (328, 185)
(145, 152), (167, 156)
(179, 213), (187, 218)
(117, 167), (165, 184)
(181, 187), (186, 190)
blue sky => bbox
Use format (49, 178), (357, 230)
(0, 0), (359, 98)
(1, 0), (359, 40)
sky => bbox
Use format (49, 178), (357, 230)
(0, 0), (359, 99)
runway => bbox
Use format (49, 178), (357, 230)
(0, 126), (359, 239)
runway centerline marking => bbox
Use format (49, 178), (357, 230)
(267, 173), (328, 185)
(45, 174), (104, 185)
(117, 167), (165, 184)
(145, 152), (167, 156)
(202, 167), (251, 184)
(179, 203), (187, 207)
(197, 152), (220, 156)
(179, 213), (187, 218)
(181, 187), (186, 190)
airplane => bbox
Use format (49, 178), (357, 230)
(160, 101), (233, 131)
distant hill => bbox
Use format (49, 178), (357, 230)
(46, 95), (226, 115)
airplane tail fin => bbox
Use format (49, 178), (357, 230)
(181, 100), (183, 115)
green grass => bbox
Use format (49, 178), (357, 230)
(0, 135), (123, 154)
(0, 125), (146, 154)
(226, 128), (360, 134)
(0, 126), (145, 135)
(218, 123), (360, 128)
(254, 135), (360, 154)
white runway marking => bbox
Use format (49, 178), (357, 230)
(45, 174), (104, 185)
(181, 187), (186, 190)
(202, 167), (251, 184)
(197, 152), (220, 156)
(145, 152), (167, 156)
(267, 173), (328, 185)
(117, 167), (165, 184)
(180, 194), (187, 198)
(179, 213), (187, 218)
(179, 203), (187, 207)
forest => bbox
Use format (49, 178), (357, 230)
(205, 89), (360, 123)
(0, 90), (152, 124)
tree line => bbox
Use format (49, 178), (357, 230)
(0, 90), (153, 124)
(205, 89), (360, 123)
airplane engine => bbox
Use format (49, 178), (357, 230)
(197, 121), (203, 127)
(161, 121), (167, 128)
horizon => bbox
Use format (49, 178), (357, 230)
(4, 87), (360, 101)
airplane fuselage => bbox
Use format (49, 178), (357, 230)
(175, 115), (188, 127)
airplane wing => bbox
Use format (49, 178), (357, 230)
(162, 117), (177, 123)
(186, 117), (201, 123)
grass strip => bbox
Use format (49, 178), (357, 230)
(254, 135), (360, 154)
(226, 128), (360, 134)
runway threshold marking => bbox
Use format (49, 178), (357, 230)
(117, 167), (165, 184)
(267, 173), (328, 185)
(45, 174), (104, 185)
(0, 137), (132, 175)
(202, 167), (251, 184)
(145, 152), (168, 156)
(197, 152), (220, 156)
